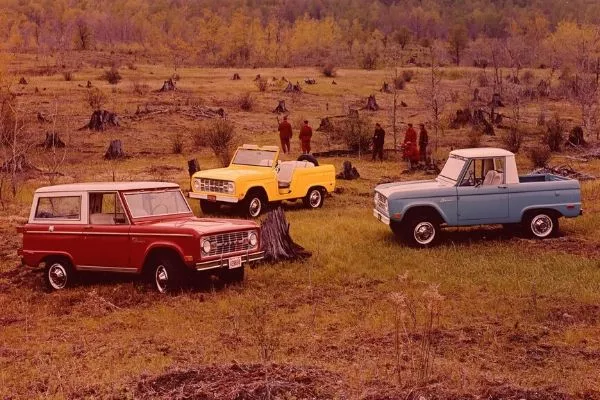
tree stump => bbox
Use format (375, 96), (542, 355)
(159, 78), (176, 92)
(232, 73), (241, 80)
(104, 140), (126, 160)
(450, 108), (472, 128)
(317, 117), (334, 132)
(473, 109), (495, 135)
(364, 95), (380, 111)
(400, 101), (408, 107)
(304, 78), (316, 84)
(40, 132), (65, 149)
(260, 207), (311, 262)
(86, 80), (92, 88)
(19, 77), (27, 85)
(37, 112), (52, 123)
(567, 126), (586, 146)
(82, 110), (120, 131)
(273, 100), (288, 113)
(380, 82), (392, 93)
(283, 82), (302, 93)
(336, 161), (360, 180)
(188, 158), (200, 176)
(332, 80), (337, 85)
(254, 74), (261, 81)
(491, 93), (504, 107)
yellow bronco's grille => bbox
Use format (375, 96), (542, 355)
(375, 191), (388, 215)
(200, 179), (229, 193)
(204, 231), (250, 256)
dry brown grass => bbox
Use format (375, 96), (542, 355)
(0, 53), (599, 399)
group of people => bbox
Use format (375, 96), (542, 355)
(277, 116), (313, 154)
(278, 116), (428, 169)
(371, 122), (429, 168)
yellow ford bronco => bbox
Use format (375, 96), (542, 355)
(190, 144), (336, 217)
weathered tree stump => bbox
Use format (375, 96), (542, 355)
(304, 78), (316, 84)
(273, 100), (288, 113)
(1, 155), (40, 173)
(283, 82), (302, 93)
(82, 110), (120, 131)
(159, 78), (176, 92)
(364, 95), (380, 111)
(380, 82), (392, 93)
(260, 207), (311, 262)
(37, 112), (52, 123)
(104, 139), (126, 160)
(86, 80), (92, 88)
(450, 108), (472, 128)
(19, 77), (28, 85)
(332, 80), (337, 85)
(40, 132), (65, 149)
(336, 161), (360, 180)
(232, 73), (241, 80)
(473, 109), (495, 135)
(567, 126), (586, 146)
(400, 101), (408, 107)
(317, 117), (334, 132)
(254, 74), (261, 81)
(188, 158), (200, 176)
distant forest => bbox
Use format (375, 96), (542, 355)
(1, 0), (600, 68)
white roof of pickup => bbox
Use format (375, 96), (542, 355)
(450, 148), (514, 158)
(35, 182), (180, 193)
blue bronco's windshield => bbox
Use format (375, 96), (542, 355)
(439, 155), (467, 182)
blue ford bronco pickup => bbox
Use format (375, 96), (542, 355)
(373, 148), (583, 247)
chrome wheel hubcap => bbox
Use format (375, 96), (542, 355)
(414, 222), (435, 245)
(155, 265), (169, 293)
(309, 190), (322, 207)
(48, 263), (68, 290)
(531, 214), (553, 237)
(249, 198), (261, 217)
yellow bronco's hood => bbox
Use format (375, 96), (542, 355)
(193, 166), (272, 181)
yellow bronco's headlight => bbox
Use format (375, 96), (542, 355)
(193, 178), (201, 191)
(226, 181), (235, 194)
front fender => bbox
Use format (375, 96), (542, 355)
(392, 201), (453, 225)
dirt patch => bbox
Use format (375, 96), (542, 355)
(133, 363), (348, 399)
(0, 265), (43, 291)
(547, 302), (600, 327)
(518, 236), (600, 259)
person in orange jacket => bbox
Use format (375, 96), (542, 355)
(278, 115), (293, 154)
(299, 120), (313, 154)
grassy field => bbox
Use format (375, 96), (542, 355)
(0, 53), (599, 399)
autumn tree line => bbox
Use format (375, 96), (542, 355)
(0, 0), (599, 71)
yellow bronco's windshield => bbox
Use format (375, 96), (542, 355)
(232, 149), (277, 167)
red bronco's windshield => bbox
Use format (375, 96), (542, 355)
(123, 189), (191, 218)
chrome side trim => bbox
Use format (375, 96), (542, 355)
(24, 231), (193, 238)
(131, 233), (194, 238)
(77, 265), (138, 273)
(188, 192), (239, 203)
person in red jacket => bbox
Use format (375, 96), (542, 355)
(278, 115), (293, 154)
(402, 123), (419, 169)
(299, 120), (313, 154)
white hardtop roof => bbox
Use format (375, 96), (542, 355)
(450, 148), (514, 158)
(35, 181), (180, 194)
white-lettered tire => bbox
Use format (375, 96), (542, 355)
(150, 257), (182, 294)
(524, 212), (558, 239)
(44, 257), (74, 291)
(303, 187), (324, 209)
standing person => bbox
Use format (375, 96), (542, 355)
(372, 123), (385, 161)
(401, 123), (419, 169)
(299, 120), (313, 154)
(418, 123), (429, 165)
(278, 115), (293, 154)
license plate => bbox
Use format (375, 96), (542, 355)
(377, 213), (382, 221)
(228, 256), (242, 269)
(207, 195), (216, 202)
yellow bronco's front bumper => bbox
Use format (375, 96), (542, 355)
(189, 192), (240, 203)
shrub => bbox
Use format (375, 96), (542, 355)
(255, 77), (268, 92)
(126, 62), (137, 70)
(393, 77), (405, 90)
(360, 52), (378, 70)
(87, 87), (107, 110)
(401, 70), (414, 82)
(171, 133), (184, 154)
(322, 63), (336, 77)
(335, 116), (372, 153)
(238, 92), (254, 111)
(544, 114), (565, 152)
(502, 128), (523, 153)
(62, 71), (74, 81)
(103, 67), (122, 84)
(477, 72), (489, 87)
(131, 80), (150, 96)
(449, 90), (459, 103)
(196, 119), (237, 167)
(529, 145), (551, 167)
(522, 70), (534, 85)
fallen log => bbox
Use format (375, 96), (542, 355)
(260, 207), (311, 262)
